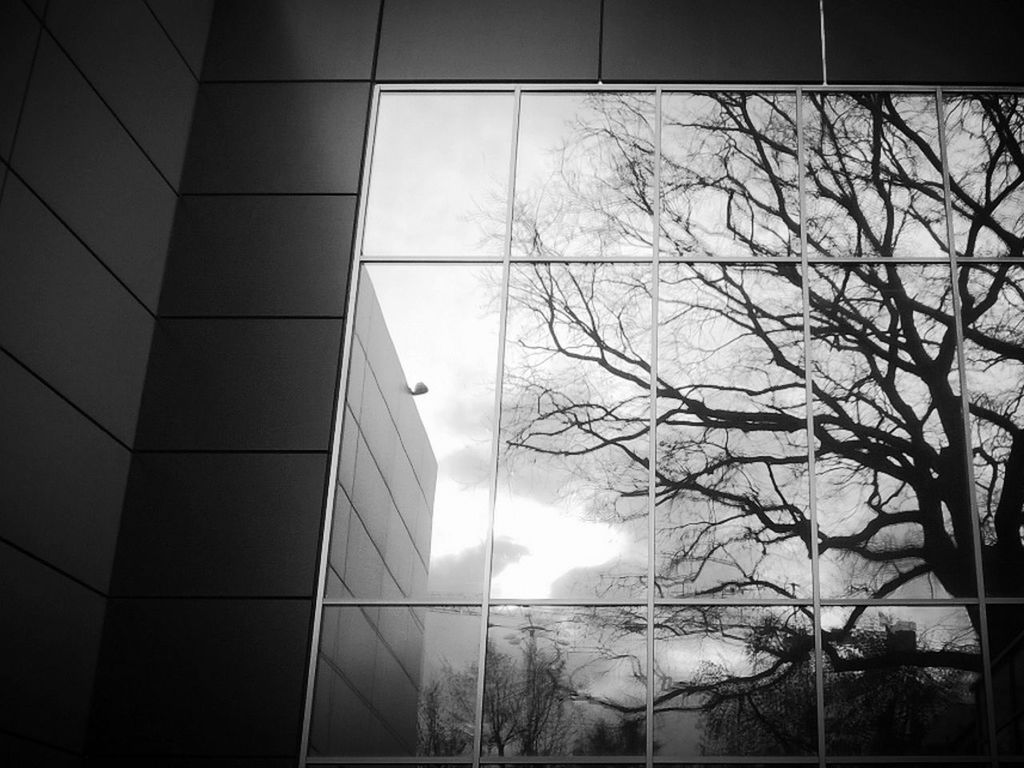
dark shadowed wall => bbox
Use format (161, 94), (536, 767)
(0, 0), (209, 764)
(1, 0), (1022, 765)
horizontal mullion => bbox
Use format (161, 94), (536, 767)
(376, 83), (1024, 94)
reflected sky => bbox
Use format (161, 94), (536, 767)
(656, 263), (811, 599)
(364, 93), (513, 256)
(314, 88), (1023, 762)
(332, 264), (500, 600)
(957, 263), (1024, 596)
(809, 263), (975, 600)
(804, 93), (947, 260)
(661, 92), (800, 260)
(944, 94), (1024, 260)
(484, 606), (647, 756)
(512, 92), (655, 260)
(496, 263), (651, 599)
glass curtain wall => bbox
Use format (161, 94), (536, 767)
(303, 88), (1024, 766)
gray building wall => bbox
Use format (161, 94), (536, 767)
(0, 0), (209, 764)
(0, 0), (1022, 764)
(313, 274), (437, 756)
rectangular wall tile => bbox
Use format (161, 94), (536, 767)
(0, 541), (105, 753)
(46, 0), (197, 185)
(0, 733), (81, 767)
(11, 34), (176, 310)
(89, 599), (310, 756)
(825, 0), (1024, 84)
(203, 0), (379, 81)
(135, 318), (342, 450)
(112, 452), (327, 597)
(86, 760), (292, 768)
(0, 0), (39, 161)
(181, 82), (368, 193)
(377, 0), (600, 81)
(603, 0), (822, 82)
(0, 176), (153, 445)
(0, 352), (129, 592)
(160, 195), (354, 316)
(145, 0), (214, 78)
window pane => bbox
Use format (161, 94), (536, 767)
(494, 263), (651, 600)
(653, 605), (816, 757)
(804, 93), (947, 260)
(822, 605), (983, 755)
(661, 92), (800, 260)
(309, 606), (481, 756)
(945, 94), (1024, 260)
(809, 263), (976, 599)
(483, 606), (647, 756)
(330, 264), (501, 600)
(656, 263), (811, 598)
(985, 605), (1024, 754)
(512, 92), (655, 259)
(364, 93), (513, 256)
(958, 263), (1024, 596)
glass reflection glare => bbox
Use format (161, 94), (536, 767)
(512, 92), (655, 259)
(495, 263), (651, 600)
(661, 92), (800, 260)
(804, 94), (947, 260)
(309, 606), (481, 756)
(483, 606), (647, 756)
(364, 93), (513, 256)
(329, 264), (501, 600)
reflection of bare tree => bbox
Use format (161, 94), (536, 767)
(482, 634), (570, 756)
(499, 91), (1023, 752)
(418, 661), (475, 755)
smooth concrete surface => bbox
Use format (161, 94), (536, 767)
(0, 541), (106, 753)
(376, 0), (600, 81)
(46, 0), (198, 184)
(203, 0), (379, 81)
(603, 0), (822, 82)
(0, 351), (129, 593)
(135, 318), (343, 450)
(0, 175), (153, 445)
(88, 599), (311, 756)
(13, 34), (176, 311)
(0, 0), (39, 161)
(181, 82), (368, 193)
(112, 452), (327, 596)
(160, 194), (353, 316)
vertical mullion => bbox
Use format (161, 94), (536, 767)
(796, 87), (828, 767)
(298, 85), (383, 767)
(936, 87), (1000, 762)
(471, 87), (522, 765)
(646, 87), (662, 768)
(818, 0), (828, 86)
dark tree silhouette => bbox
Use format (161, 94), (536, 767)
(497, 90), (1024, 753)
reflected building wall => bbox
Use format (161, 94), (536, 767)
(0, 0), (1022, 765)
(313, 273), (436, 755)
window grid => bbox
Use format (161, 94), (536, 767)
(301, 85), (1024, 767)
